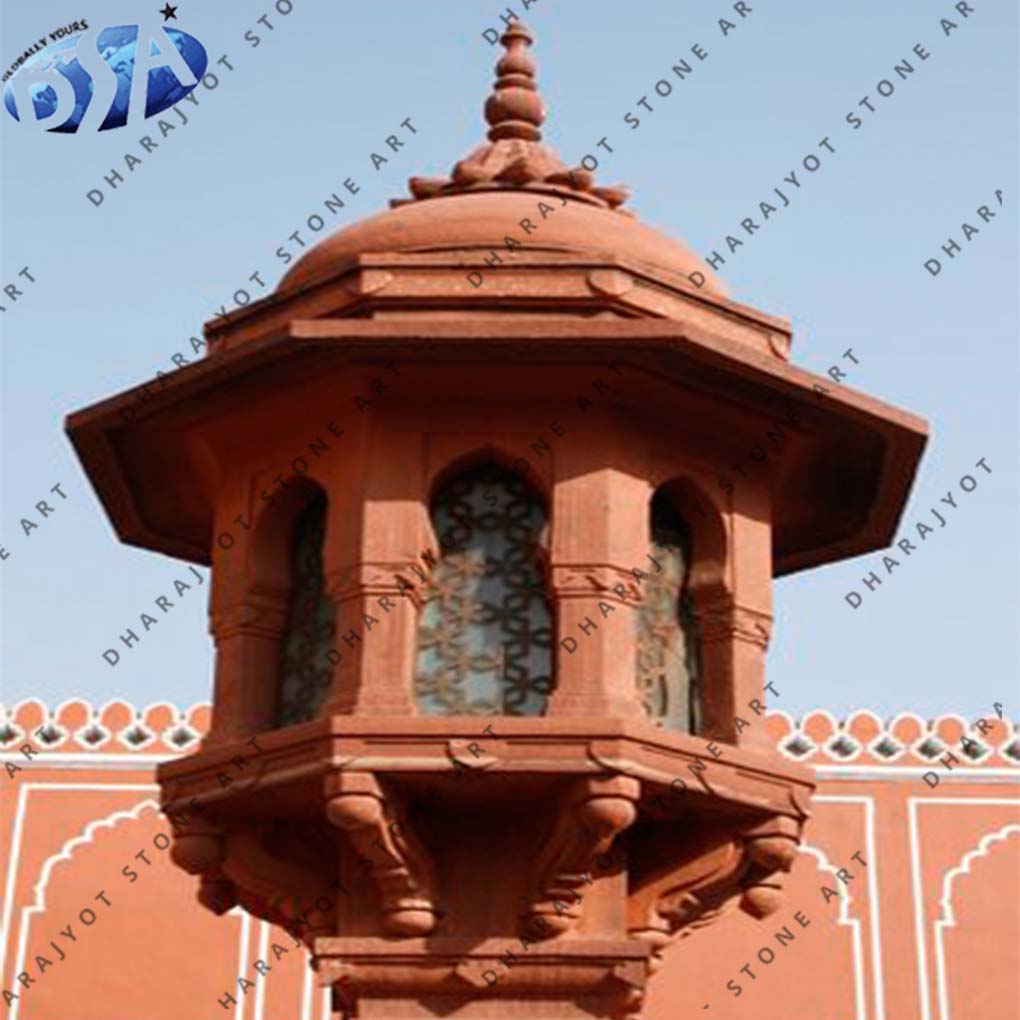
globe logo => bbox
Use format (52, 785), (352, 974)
(3, 24), (208, 133)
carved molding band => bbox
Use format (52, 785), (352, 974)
(550, 563), (648, 602)
(326, 561), (432, 604)
(696, 602), (773, 649)
(210, 591), (289, 640)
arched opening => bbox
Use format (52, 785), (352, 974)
(414, 462), (552, 716)
(637, 487), (701, 733)
(273, 489), (336, 727)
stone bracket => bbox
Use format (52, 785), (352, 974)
(325, 771), (439, 937)
(627, 810), (805, 966)
(169, 824), (238, 916)
(522, 775), (640, 938)
(628, 837), (742, 968)
(221, 829), (335, 944)
(737, 814), (802, 919)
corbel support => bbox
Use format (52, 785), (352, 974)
(169, 824), (237, 916)
(627, 838), (743, 969)
(325, 771), (438, 936)
(737, 814), (802, 918)
(221, 830), (336, 946)
(521, 775), (640, 937)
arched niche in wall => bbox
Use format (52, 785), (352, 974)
(249, 477), (336, 728)
(637, 478), (727, 734)
(414, 454), (553, 717)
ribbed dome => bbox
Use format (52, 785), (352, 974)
(277, 188), (724, 296)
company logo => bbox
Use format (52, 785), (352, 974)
(3, 23), (208, 134)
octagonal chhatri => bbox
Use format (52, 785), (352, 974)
(66, 21), (925, 1020)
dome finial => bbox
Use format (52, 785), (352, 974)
(484, 21), (545, 142)
(402, 22), (630, 213)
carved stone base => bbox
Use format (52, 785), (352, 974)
(314, 936), (652, 1020)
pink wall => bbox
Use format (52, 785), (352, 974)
(2, 700), (1017, 1020)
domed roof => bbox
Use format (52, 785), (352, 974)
(278, 23), (724, 299)
(278, 188), (722, 296)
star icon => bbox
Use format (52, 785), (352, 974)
(159, 3), (178, 21)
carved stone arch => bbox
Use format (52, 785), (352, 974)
(204, 476), (338, 737)
(249, 475), (331, 594)
(647, 475), (729, 605)
(425, 442), (553, 512)
(635, 476), (727, 734)
(254, 481), (337, 728)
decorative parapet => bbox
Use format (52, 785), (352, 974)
(766, 709), (1020, 767)
(2, 701), (1017, 766)
(0, 698), (209, 757)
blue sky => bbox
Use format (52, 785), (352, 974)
(1, 0), (1017, 721)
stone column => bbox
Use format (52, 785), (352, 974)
(547, 466), (646, 719)
(207, 594), (289, 743)
(695, 501), (773, 748)
(323, 427), (423, 715)
(323, 562), (419, 715)
(695, 595), (773, 747)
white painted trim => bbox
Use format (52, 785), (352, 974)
(1, 782), (155, 995)
(300, 947), (331, 1020)
(908, 798), (930, 1020)
(934, 823), (1020, 1020)
(798, 841), (868, 1019)
(1, 782), (247, 1017)
(255, 920), (270, 1020)
(908, 797), (1020, 1020)
(233, 907), (251, 1020)
(814, 794), (885, 1020)
(0, 753), (186, 768)
(814, 766), (1019, 782)
(0, 783), (29, 984)
(10, 792), (162, 1020)
(301, 960), (315, 1020)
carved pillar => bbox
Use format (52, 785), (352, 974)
(693, 490), (775, 747)
(695, 594), (772, 747)
(324, 563), (418, 715)
(548, 468), (646, 719)
(324, 443), (423, 715)
(207, 590), (289, 744)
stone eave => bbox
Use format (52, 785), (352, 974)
(65, 319), (927, 574)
